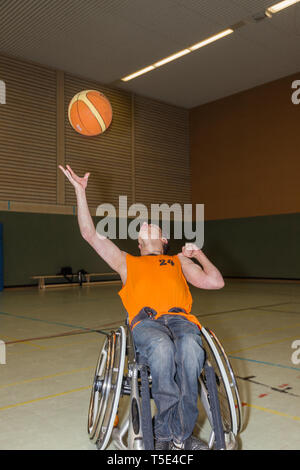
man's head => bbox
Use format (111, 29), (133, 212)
(138, 222), (169, 256)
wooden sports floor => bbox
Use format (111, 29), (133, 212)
(0, 279), (299, 450)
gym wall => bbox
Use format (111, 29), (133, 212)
(1, 53), (299, 285)
(0, 53), (189, 286)
(190, 72), (300, 279)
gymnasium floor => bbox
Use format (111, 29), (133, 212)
(0, 279), (300, 450)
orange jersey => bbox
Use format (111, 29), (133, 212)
(118, 254), (201, 330)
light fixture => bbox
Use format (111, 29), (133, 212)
(122, 66), (155, 82)
(189, 29), (234, 51)
(266, 0), (300, 15)
(121, 29), (234, 82)
(154, 49), (191, 67)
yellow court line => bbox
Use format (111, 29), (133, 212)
(0, 385), (92, 412)
(6, 337), (101, 357)
(1, 381), (300, 427)
(31, 337), (101, 351)
(0, 366), (94, 389)
(245, 402), (300, 422)
(221, 321), (300, 344)
(229, 334), (298, 354)
(202, 307), (274, 322)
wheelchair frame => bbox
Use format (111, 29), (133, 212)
(87, 322), (242, 451)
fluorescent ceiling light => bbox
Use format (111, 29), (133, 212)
(189, 29), (234, 51)
(267, 0), (300, 14)
(122, 65), (155, 82)
(121, 28), (234, 82)
(154, 49), (191, 67)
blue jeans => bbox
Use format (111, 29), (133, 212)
(132, 315), (205, 443)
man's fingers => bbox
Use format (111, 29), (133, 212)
(66, 165), (81, 182)
(58, 165), (68, 177)
(182, 246), (191, 257)
(59, 165), (74, 183)
(185, 242), (199, 251)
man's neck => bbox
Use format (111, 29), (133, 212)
(140, 241), (164, 256)
(141, 247), (163, 256)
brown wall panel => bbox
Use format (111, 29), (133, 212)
(0, 53), (190, 216)
(190, 72), (300, 220)
(0, 55), (57, 204)
(135, 95), (191, 209)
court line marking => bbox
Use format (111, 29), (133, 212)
(0, 310), (123, 342)
(196, 301), (295, 320)
(244, 402), (300, 422)
(0, 386), (92, 412)
(0, 310), (120, 334)
(4, 322), (121, 345)
(0, 334), (46, 350)
(228, 334), (299, 354)
(6, 337), (102, 357)
(257, 308), (300, 315)
(219, 321), (300, 344)
(4, 329), (100, 345)
(6, 312), (299, 351)
(237, 375), (300, 398)
(1, 383), (300, 426)
(229, 355), (300, 371)
(0, 300), (294, 339)
(0, 367), (94, 390)
(7, 339), (100, 358)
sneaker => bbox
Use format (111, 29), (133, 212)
(185, 435), (208, 450)
(171, 435), (208, 451)
(155, 439), (172, 450)
(171, 440), (185, 450)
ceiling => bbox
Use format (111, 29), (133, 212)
(0, 0), (300, 108)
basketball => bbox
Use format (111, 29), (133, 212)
(68, 90), (113, 136)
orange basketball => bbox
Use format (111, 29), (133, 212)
(68, 90), (112, 136)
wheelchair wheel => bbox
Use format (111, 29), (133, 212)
(200, 327), (242, 436)
(87, 326), (126, 450)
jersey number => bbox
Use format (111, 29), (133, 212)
(159, 259), (174, 266)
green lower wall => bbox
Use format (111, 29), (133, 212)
(0, 211), (298, 287)
(204, 213), (299, 279)
(0, 211), (137, 287)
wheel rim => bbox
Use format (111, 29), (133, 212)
(87, 327), (126, 449)
(200, 327), (242, 435)
(207, 328), (242, 434)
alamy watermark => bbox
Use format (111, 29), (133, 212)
(95, 196), (204, 248)
(291, 339), (300, 365)
(0, 80), (6, 104)
(291, 80), (300, 105)
(0, 340), (6, 365)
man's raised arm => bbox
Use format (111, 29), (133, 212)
(59, 165), (127, 282)
(177, 243), (224, 290)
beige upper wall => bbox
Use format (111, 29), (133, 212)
(190, 72), (300, 221)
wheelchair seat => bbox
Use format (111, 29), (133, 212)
(87, 322), (242, 451)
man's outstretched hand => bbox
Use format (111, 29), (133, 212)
(59, 165), (90, 191)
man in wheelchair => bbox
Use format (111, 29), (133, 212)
(60, 165), (225, 451)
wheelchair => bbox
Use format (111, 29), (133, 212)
(87, 320), (243, 451)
